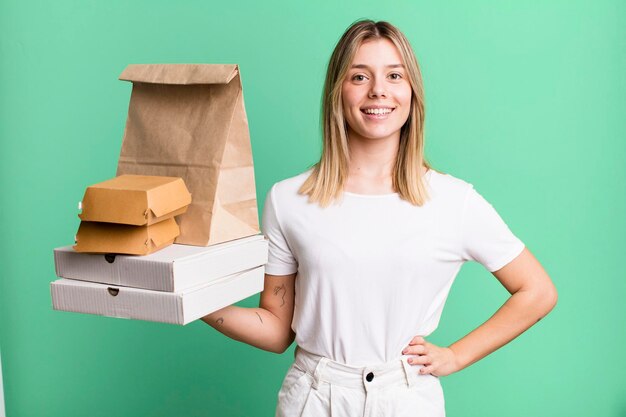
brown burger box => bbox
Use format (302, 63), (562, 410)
(78, 174), (192, 226)
(74, 219), (180, 256)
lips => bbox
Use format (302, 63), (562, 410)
(360, 106), (396, 121)
(360, 107), (395, 115)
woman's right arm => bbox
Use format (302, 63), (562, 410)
(201, 272), (296, 354)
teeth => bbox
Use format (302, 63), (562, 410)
(363, 108), (392, 115)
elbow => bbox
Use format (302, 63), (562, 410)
(546, 284), (558, 313)
(535, 280), (558, 319)
(268, 331), (296, 354)
(266, 343), (292, 355)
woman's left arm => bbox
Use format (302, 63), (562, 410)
(403, 248), (558, 376)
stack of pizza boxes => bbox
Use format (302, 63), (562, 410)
(50, 64), (268, 325)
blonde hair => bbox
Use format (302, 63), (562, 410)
(299, 19), (431, 206)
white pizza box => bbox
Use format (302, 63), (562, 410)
(50, 266), (264, 325)
(54, 234), (268, 292)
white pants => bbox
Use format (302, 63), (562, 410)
(275, 347), (445, 417)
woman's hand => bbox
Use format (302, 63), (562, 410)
(402, 336), (460, 377)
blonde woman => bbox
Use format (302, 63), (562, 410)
(203, 20), (557, 417)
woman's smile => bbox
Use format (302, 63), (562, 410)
(360, 106), (396, 120)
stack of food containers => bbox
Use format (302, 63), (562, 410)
(74, 175), (191, 256)
(51, 234), (267, 325)
(50, 64), (268, 325)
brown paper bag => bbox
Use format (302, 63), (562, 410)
(116, 64), (259, 246)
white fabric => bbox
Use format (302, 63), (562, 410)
(262, 169), (525, 366)
(275, 347), (445, 417)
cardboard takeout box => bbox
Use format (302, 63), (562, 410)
(74, 218), (179, 255)
(56, 235), (268, 292)
(79, 175), (192, 226)
(50, 266), (264, 325)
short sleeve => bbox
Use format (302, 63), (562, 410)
(261, 185), (298, 276)
(460, 186), (525, 272)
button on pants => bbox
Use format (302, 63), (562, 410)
(275, 347), (445, 417)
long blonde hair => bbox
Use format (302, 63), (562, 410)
(299, 19), (431, 206)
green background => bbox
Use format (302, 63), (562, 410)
(1, 1), (624, 416)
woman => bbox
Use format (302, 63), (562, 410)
(202, 19), (557, 417)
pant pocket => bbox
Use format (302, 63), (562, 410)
(275, 365), (314, 417)
(409, 375), (446, 417)
(388, 376), (446, 417)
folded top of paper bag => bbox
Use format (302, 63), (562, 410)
(119, 64), (239, 85)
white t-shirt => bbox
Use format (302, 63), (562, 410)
(262, 169), (525, 366)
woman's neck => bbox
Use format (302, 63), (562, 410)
(344, 130), (400, 194)
(346, 131), (400, 179)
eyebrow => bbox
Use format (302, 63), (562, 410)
(350, 64), (405, 69)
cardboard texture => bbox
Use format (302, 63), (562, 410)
(116, 64), (260, 246)
(55, 235), (268, 292)
(74, 218), (179, 255)
(79, 175), (192, 226)
(50, 266), (264, 325)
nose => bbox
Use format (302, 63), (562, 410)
(368, 77), (387, 98)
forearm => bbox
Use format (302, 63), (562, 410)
(202, 305), (294, 354)
(404, 250), (556, 377)
(449, 287), (556, 371)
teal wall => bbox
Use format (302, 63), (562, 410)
(1, 1), (624, 416)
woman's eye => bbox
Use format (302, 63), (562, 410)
(389, 73), (403, 80)
(352, 74), (367, 82)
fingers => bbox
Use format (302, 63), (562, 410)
(409, 336), (425, 345)
(402, 344), (426, 355)
(407, 354), (435, 375)
(403, 336), (436, 375)
(420, 365), (436, 375)
(407, 355), (430, 365)
(403, 339), (457, 377)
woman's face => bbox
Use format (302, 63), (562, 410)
(342, 38), (412, 143)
